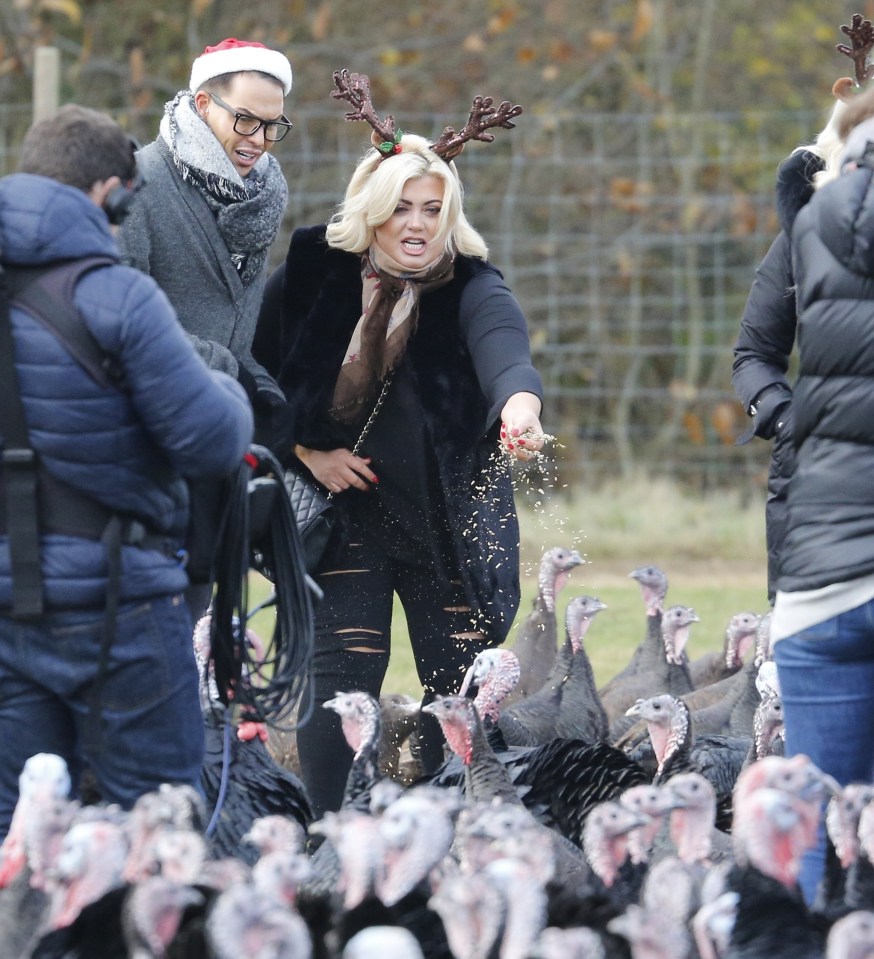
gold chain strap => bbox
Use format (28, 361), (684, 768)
(326, 371), (395, 500)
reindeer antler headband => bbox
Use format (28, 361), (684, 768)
(330, 68), (523, 162)
(835, 13), (874, 100)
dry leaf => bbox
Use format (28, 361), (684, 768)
(711, 402), (742, 446)
(487, 8), (517, 34)
(311, 1), (332, 42)
(463, 32), (486, 54)
(632, 0), (654, 44)
(588, 29), (618, 53)
(682, 411), (705, 446)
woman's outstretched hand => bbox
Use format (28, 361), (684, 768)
(499, 392), (546, 462)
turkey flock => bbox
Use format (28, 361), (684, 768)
(2, 551), (874, 959)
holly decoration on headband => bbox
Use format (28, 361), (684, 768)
(377, 130), (404, 156)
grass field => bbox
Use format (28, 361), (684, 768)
(249, 474), (769, 697)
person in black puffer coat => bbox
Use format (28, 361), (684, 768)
(771, 85), (874, 906)
(732, 91), (848, 605)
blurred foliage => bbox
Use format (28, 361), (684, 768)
(2, 1), (873, 120)
(3, 0), (872, 487)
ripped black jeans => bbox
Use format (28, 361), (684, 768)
(295, 523), (496, 816)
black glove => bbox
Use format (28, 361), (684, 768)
(252, 390), (294, 455)
(235, 363), (260, 404)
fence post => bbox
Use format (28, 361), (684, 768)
(33, 46), (60, 123)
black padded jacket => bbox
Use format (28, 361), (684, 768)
(779, 163), (874, 591)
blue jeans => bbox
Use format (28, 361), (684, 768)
(773, 596), (874, 903)
(0, 594), (204, 839)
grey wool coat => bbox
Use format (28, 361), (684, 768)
(118, 137), (282, 398)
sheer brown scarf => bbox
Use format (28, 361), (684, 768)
(330, 244), (455, 423)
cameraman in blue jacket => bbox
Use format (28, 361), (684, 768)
(0, 105), (252, 839)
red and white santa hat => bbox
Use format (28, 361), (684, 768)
(189, 38), (293, 96)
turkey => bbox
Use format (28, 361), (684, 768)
(0, 753), (72, 889)
(322, 691), (385, 814)
(491, 595), (609, 747)
(422, 693), (647, 848)
(299, 691), (386, 912)
(598, 565), (670, 702)
(605, 604), (698, 741)
(342, 925), (425, 959)
(661, 772), (734, 865)
(702, 765), (829, 959)
(618, 783), (679, 866)
(193, 614), (313, 865)
(687, 611), (760, 691)
(826, 910), (874, 959)
(846, 795), (874, 912)
(745, 693), (784, 766)
(608, 898), (691, 959)
(812, 783), (874, 923)
(681, 613), (772, 736)
(205, 876), (313, 959)
(451, 796), (630, 943)
(421, 695), (523, 806)
(0, 754), (77, 955)
(502, 546), (584, 706)
(624, 693), (749, 831)
(377, 693), (421, 784)
(121, 875), (206, 958)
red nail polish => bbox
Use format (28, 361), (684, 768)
(507, 443), (515, 451)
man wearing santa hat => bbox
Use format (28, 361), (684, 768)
(119, 37), (291, 427)
(118, 38), (293, 612)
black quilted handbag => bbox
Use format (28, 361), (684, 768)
(283, 466), (335, 573)
(279, 372), (394, 574)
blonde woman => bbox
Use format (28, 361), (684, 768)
(256, 75), (543, 815)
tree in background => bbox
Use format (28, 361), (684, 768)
(2, 0), (869, 487)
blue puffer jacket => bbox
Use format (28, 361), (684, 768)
(0, 173), (253, 609)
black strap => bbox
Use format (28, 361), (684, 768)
(5, 258), (121, 389)
(0, 257), (174, 619)
(0, 269), (45, 617)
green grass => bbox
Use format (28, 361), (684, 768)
(248, 476), (769, 697)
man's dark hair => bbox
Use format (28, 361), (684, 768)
(200, 71), (285, 95)
(18, 104), (136, 192)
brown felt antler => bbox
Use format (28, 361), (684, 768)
(837, 13), (874, 86)
(430, 96), (524, 161)
(331, 69), (399, 150)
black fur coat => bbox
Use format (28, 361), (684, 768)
(266, 225), (544, 641)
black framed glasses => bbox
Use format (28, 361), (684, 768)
(207, 92), (293, 142)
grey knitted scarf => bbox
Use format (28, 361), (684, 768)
(160, 91), (288, 285)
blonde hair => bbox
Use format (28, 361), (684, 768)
(325, 133), (488, 259)
(792, 98), (850, 190)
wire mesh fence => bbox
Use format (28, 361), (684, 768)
(2, 102), (823, 493)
